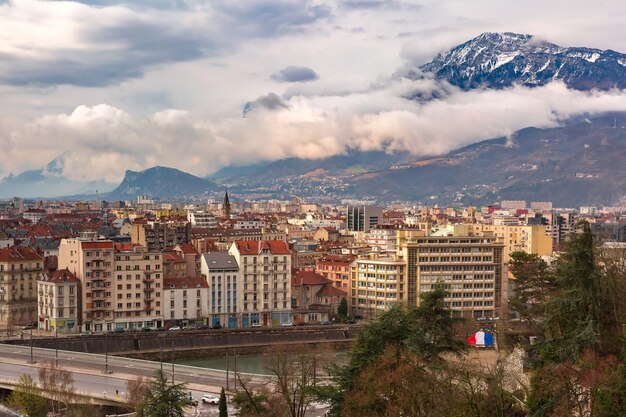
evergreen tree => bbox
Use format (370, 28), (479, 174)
(219, 387), (228, 417)
(337, 297), (348, 318)
(140, 370), (189, 417)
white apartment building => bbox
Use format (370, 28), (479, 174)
(187, 211), (218, 228)
(37, 269), (80, 334)
(200, 252), (240, 328)
(164, 277), (209, 326)
(228, 240), (291, 327)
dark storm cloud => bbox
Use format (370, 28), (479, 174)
(0, 19), (210, 87)
(0, 0), (329, 87)
(271, 66), (319, 83)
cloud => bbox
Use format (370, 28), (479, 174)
(0, 0), (330, 87)
(271, 65), (319, 83)
(3, 81), (626, 186)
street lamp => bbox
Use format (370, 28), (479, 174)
(171, 341), (175, 383)
(103, 332), (111, 374)
(28, 326), (36, 364)
(55, 324), (58, 368)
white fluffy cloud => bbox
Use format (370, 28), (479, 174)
(3, 81), (626, 183)
(1, 0), (626, 187)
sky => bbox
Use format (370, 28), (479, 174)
(1, 0), (626, 184)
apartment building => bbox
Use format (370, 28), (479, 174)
(349, 254), (406, 317)
(465, 224), (553, 264)
(113, 245), (164, 330)
(0, 246), (44, 328)
(315, 254), (354, 291)
(399, 235), (504, 319)
(164, 277), (209, 326)
(130, 220), (191, 252)
(228, 240), (291, 327)
(37, 269), (80, 334)
(200, 252), (240, 328)
(187, 211), (217, 228)
(58, 234), (115, 332)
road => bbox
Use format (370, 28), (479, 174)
(0, 344), (330, 416)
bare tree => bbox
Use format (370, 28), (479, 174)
(38, 360), (75, 413)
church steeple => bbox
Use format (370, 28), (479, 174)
(223, 189), (231, 219)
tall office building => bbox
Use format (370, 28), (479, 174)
(347, 206), (384, 232)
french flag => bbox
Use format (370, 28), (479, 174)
(467, 330), (494, 347)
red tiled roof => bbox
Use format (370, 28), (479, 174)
(292, 270), (331, 286)
(163, 276), (208, 289)
(178, 243), (198, 255)
(316, 284), (347, 297)
(40, 268), (80, 284)
(0, 246), (44, 262)
(114, 243), (141, 252)
(234, 240), (290, 255)
(162, 252), (185, 262)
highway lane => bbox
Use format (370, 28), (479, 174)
(0, 344), (268, 394)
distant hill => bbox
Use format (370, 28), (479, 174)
(0, 156), (113, 199)
(213, 150), (414, 184)
(416, 32), (626, 90)
(348, 113), (626, 206)
(105, 166), (222, 201)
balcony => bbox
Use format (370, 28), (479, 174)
(90, 305), (108, 312)
(144, 288), (154, 294)
(142, 277), (154, 283)
(91, 276), (106, 282)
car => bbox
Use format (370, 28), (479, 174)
(321, 320), (332, 325)
(169, 326), (181, 331)
(201, 394), (220, 405)
(79, 330), (93, 336)
(110, 327), (125, 334)
(187, 395), (199, 406)
(295, 321), (306, 326)
(251, 323), (261, 328)
(141, 327), (154, 332)
(156, 326), (166, 331)
(22, 323), (37, 330)
(182, 324), (197, 330)
(344, 319), (356, 325)
(211, 324), (222, 330)
(197, 324), (209, 330)
(281, 321), (293, 327)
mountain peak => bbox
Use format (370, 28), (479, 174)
(107, 166), (221, 201)
(419, 32), (626, 90)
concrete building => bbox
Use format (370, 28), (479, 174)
(58, 233), (115, 332)
(350, 254), (407, 317)
(187, 211), (217, 228)
(399, 234), (504, 319)
(315, 254), (354, 292)
(130, 220), (191, 252)
(347, 206), (384, 232)
(228, 240), (291, 327)
(164, 277), (209, 327)
(0, 246), (44, 328)
(113, 244), (164, 330)
(22, 209), (46, 224)
(200, 252), (240, 328)
(37, 268), (80, 334)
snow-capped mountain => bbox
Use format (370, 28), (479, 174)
(417, 32), (626, 90)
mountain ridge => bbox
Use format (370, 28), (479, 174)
(416, 32), (626, 90)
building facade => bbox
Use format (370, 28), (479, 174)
(0, 246), (44, 328)
(346, 206), (383, 232)
(113, 245), (164, 329)
(58, 233), (115, 332)
(200, 252), (240, 328)
(37, 269), (80, 334)
(228, 240), (291, 327)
